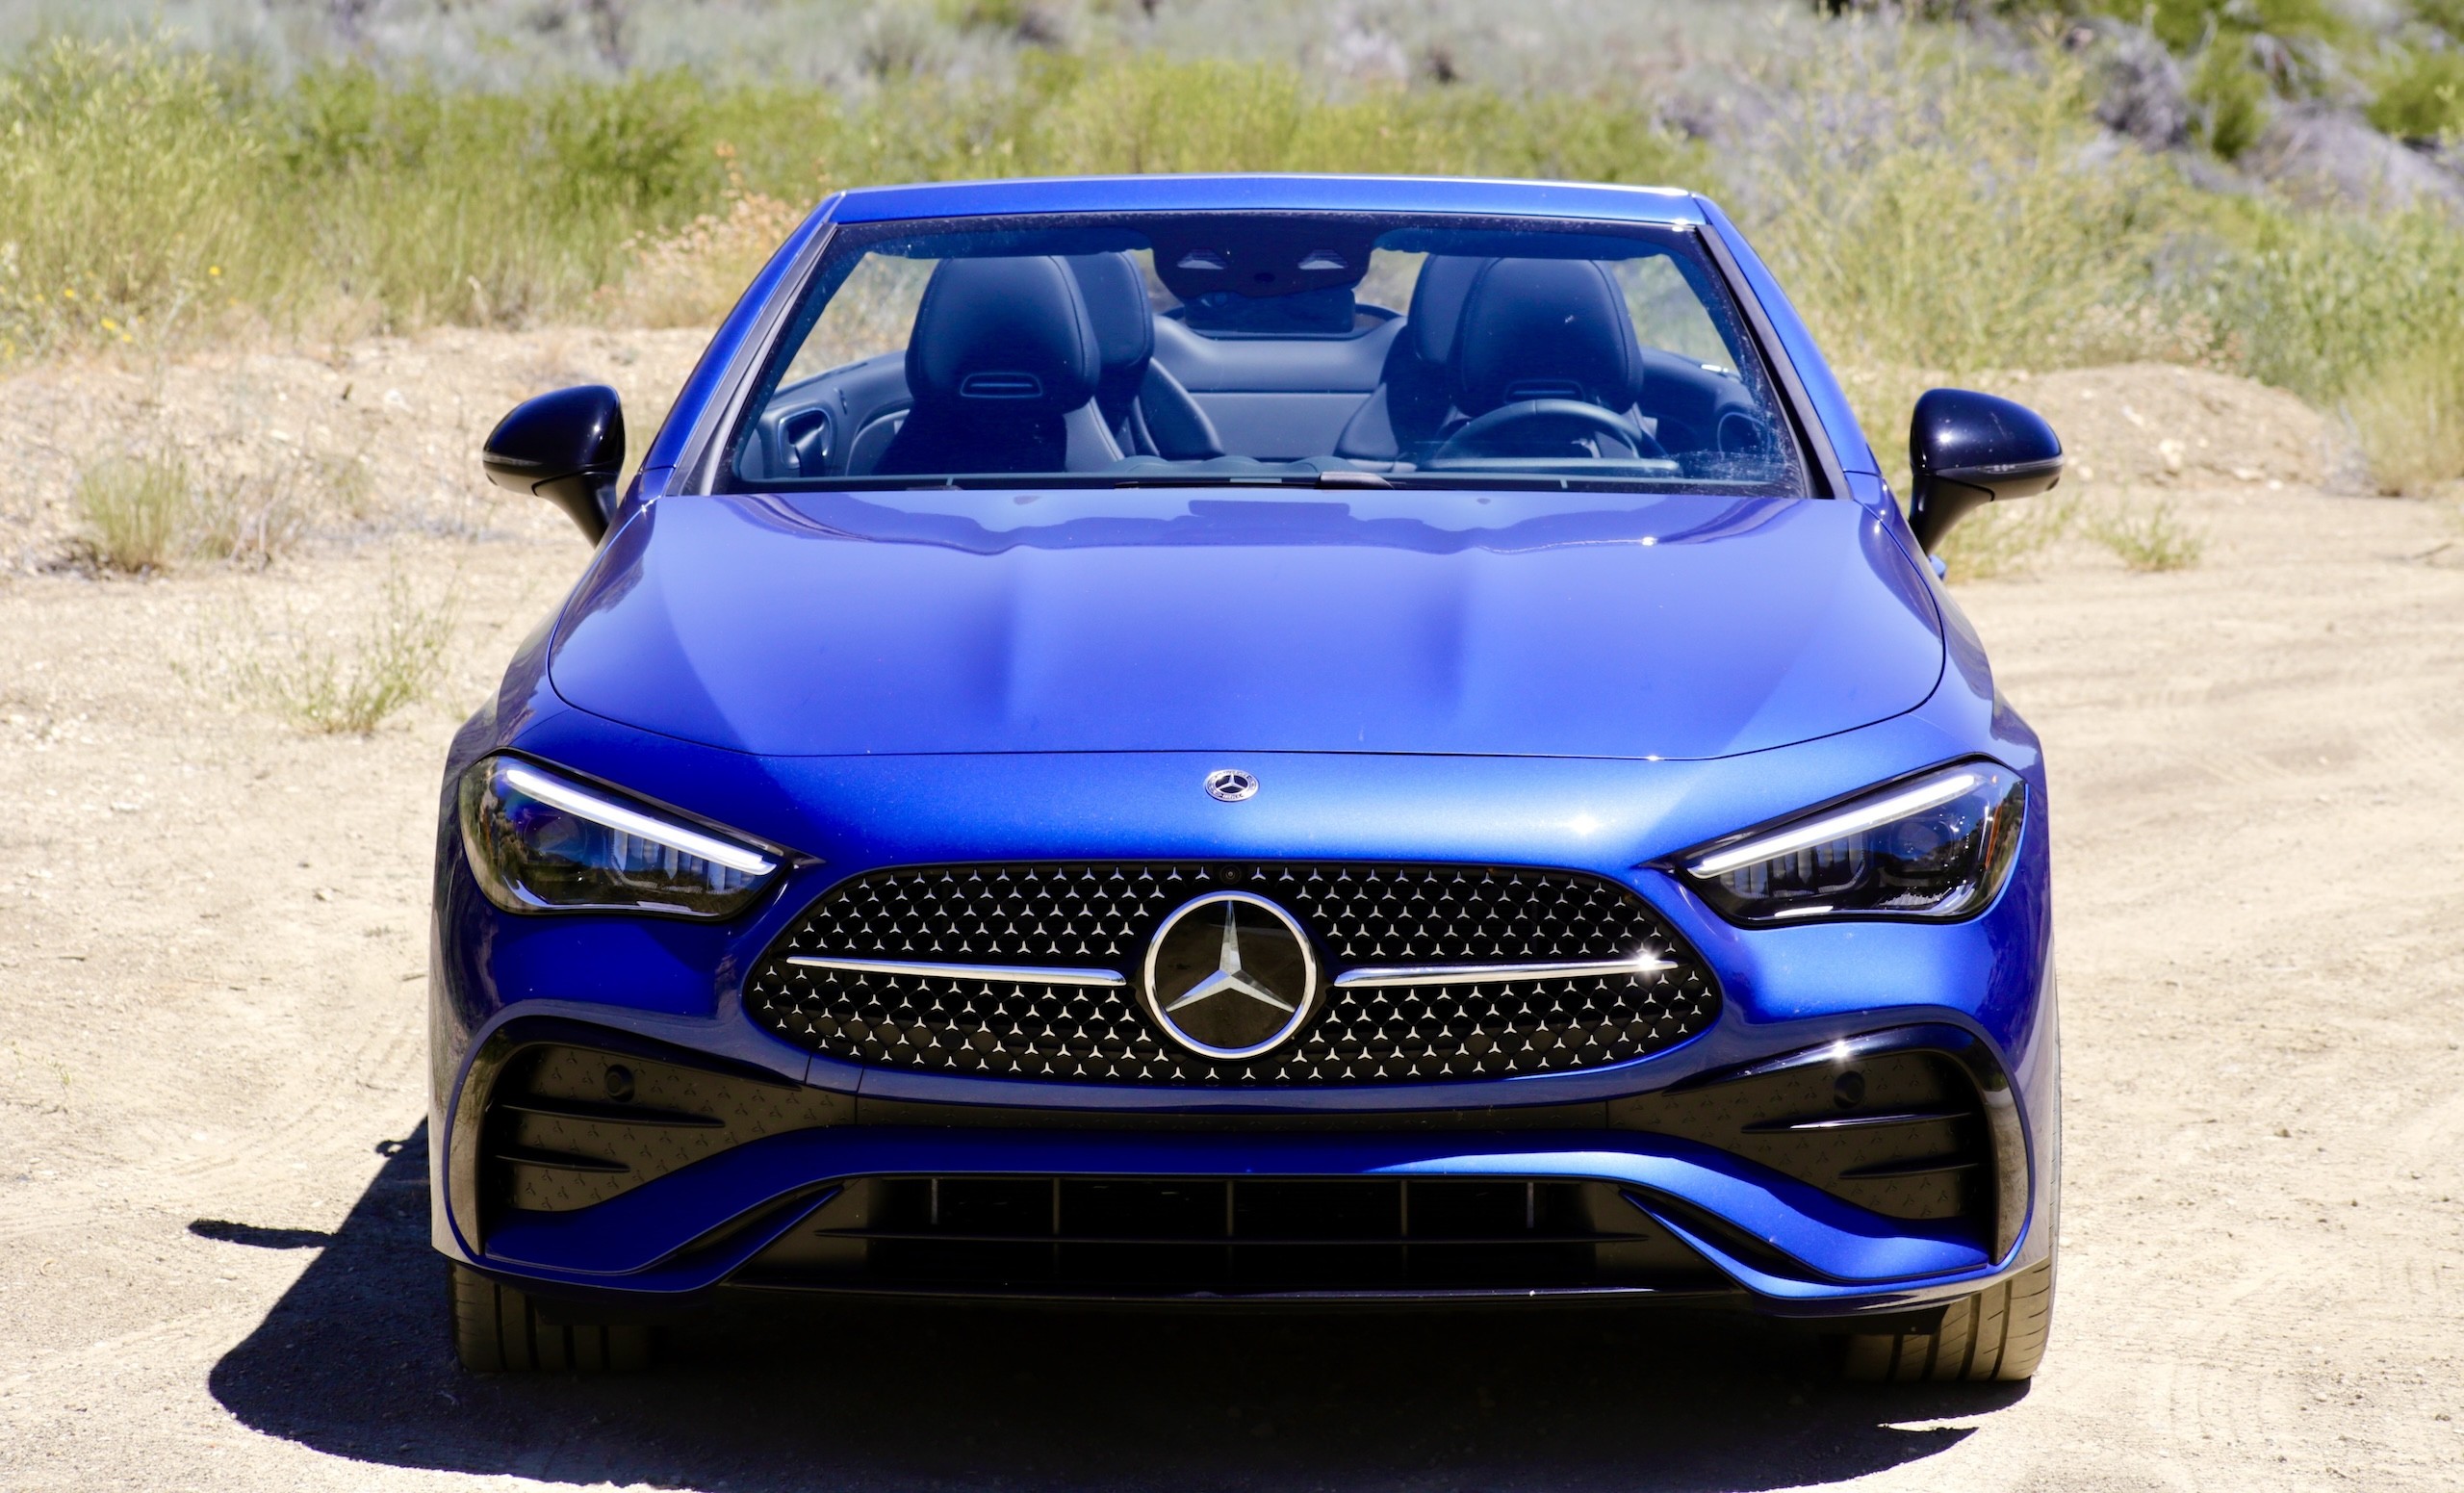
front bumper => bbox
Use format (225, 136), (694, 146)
(433, 1015), (2046, 1323)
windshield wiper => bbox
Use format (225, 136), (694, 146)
(1108, 469), (1392, 491)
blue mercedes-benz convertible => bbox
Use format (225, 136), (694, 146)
(439, 174), (2064, 1381)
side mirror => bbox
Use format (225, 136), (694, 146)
(1907, 388), (2064, 553)
(483, 384), (625, 543)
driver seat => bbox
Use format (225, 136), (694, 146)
(1333, 255), (1486, 463)
(1447, 257), (1646, 433)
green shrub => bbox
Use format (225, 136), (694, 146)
(2408, 0), (2464, 41)
(0, 38), (1704, 354)
(2197, 211), (2464, 503)
(2368, 48), (2464, 143)
(1744, 38), (2185, 481)
(0, 38), (276, 358)
(2204, 208), (2464, 403)
(2099, 0), (2353, 60)
(276, 65), (737, 328)
(2190, 41), (2272, 160)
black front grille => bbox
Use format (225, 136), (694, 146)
(744, 862), (1722, 1086)
(736, 1175), (1729, 1297)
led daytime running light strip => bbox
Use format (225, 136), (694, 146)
(1684, 768), (1986, 879)
(499, 762), (779, 878)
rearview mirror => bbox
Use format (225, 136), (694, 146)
(1907, 388), (2064, 553)
(483, 384), (626, 543)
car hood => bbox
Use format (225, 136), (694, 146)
(547, 488), (1943, 760)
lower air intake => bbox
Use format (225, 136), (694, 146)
(735, 1175), (1729, 1298)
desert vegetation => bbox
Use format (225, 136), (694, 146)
(2, 0), (2461, 721)
(4, 2), (2463, 500)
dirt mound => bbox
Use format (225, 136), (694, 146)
(0, 327), (712, 573)
(1997, 362), (2335, 492)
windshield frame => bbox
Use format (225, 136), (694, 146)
(680, 208), (1846, 502)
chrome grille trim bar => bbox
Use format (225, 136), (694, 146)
(785, 955), (1129, 989)
(786, 954), (1671, 991)
(1331, 955), (1676, 990)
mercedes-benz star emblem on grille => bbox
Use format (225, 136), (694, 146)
(1141, 891), (1317, 1061)
(1203, 769), (1258, 802)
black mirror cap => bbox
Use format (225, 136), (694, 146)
(1906, 388), (2064, 553)
(482, 384), (626, 544)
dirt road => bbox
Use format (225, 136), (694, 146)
(1, 345), (2460, 1491)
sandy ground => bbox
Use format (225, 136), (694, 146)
(0, 335), (2460, 1492)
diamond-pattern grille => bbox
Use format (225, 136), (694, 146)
(745, 862), (1720, 1086)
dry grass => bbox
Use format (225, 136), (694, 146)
(2345, 339), (2464, 497)
(188, 478), (310, 568)
(2090, 496), (2206, 572)
(1749, 35), (2184, 463)
(72, 447), (315, 573)
(1937, 494), (2074, 582)
(209, 569), (460, 734)
(73, 452), (189, 572)
(598, 185), (808, 330)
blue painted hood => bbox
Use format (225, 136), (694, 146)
(547, 489), (1942, 760)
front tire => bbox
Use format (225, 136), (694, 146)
(1841, 1254), (2055, 1382)
(449, 1263), (653, 1373)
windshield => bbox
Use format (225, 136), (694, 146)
(723, 212), (1808, 495)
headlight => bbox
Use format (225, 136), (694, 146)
(1677, 761), (2026, 925)
(457, 756), (783, 918)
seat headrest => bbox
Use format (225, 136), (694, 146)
(1405, 255), (1487, 366)
(1450, 258), (1642, 418)
(905, 256), (1101, 415)
(1064, 253), (1153, 382)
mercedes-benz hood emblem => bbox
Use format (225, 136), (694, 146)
(1204, 769), (1258, 802)
(1141, 890), (1317, 1061)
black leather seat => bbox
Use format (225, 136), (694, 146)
(873, 255), (1124, 476)
(1065, 252), (1222, 460)
(1333, 255), (1486, 462)
(1449, 257), (1644, 418)
(1399, 256), (1662, 462)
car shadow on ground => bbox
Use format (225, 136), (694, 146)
(206, 1123), (2026, 1491)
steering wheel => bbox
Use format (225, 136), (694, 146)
(1430, 399), (1669, 463)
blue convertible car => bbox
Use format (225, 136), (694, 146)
(440, 174), (2064, 1381)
